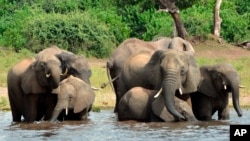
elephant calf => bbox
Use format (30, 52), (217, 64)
(190, 63), (242, 121)
(117, 87), (197, 122)
(50, 75), (95, 122)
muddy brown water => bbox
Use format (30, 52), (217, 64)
(0, 109), (249, 141)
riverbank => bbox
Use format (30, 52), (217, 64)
(1, 39), (250, 110)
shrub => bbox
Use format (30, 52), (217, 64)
(24, 12), (116, 58)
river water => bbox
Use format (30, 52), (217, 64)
(0, 109), (249, 141)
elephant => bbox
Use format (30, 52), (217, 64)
(190, 63), (243, 120)
(118, 49), (201, 120)
(49, 75), (95, 122)
(105, 37), (195, 112)
(118, 87), (196, 122)
(7, 46), (92, 122)
(7, 57), (59, 122)
(36, 46), (92, 85)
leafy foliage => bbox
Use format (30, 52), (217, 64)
(0, 0), (249, 58)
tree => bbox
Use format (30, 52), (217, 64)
(157, 0), (188, 39)
(213, 0), (222, 39)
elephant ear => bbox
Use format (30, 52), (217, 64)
(55, 52), (73, 76)
(152, 95), (175, 122)
(198, 66), (217, 98)
(147, 50), (165, 65)
(21, 63), (46, 94)
(182, 53), (201, 94)
(74, 81), (95, 113)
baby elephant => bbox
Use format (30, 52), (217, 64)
(50, 75), (95, 122)
(117, 87), (196, 122)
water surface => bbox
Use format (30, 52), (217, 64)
(0, 109), (249, 141)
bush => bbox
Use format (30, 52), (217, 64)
(87, 8), (131, 44)
(24, 12), (117, 58)
(182, 3), (213, 40)
(0, 5), (32, 50)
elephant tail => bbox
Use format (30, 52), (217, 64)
(100, 61), (117, 89)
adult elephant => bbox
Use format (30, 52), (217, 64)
(7, 57), (62, 122)
(106, 37), (195, 112)
(118, 50), (200, 120)
(190, 63), (243, 120)
(49, 75), (95, 122)
(118, 87), (196, 122)
(7, 46), (91, 122)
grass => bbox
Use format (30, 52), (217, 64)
(1, 40), (250, 110)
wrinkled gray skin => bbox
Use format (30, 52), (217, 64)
(118, 87), (196, 122)
(50, 75), (95, 122)
(118, 50), (200, 121)
(37, 46), (92, 85)
(7, 56), (62, 122)
(106, 37), (195, 112)
(7, 46), (91, 122)
(190, 63), (242, 120)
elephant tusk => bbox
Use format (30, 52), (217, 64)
(224, 85), (227, 90)
(239, 85), (246, 88)
(92, 86), (100, 91)
(60, 68), (68, 76)
(154, 88), (162, 98)
(179, 88), (182, 95)
(46, 73), (51, 78)
(65, 107), (68, 116)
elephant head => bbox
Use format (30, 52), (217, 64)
(145, 50), (200, 120)
(50, 75), (95, 122)
(21, 55), (65, 94)
(168, 37), (195, 55)
(152, 94), (197, 122)
(56, 52), (92, 85)
(198, 63), (242, 117)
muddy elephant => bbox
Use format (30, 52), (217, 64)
(7, 46), (91, 122)
(190, 63), (242, 120)
(106, 37), (195, 112)
(49, 75), (95, 122)
(118, 87), (196, 122)
(118, 50), (200, 120)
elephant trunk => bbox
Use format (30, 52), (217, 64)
(49, 109), (62, 122)
(162, 71), (185, 121)
(230, 81), (242, 117)
(49, 102), (66, 122)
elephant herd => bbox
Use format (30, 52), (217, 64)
(105, 37), (242, 122)
(7, 37), (243, 123)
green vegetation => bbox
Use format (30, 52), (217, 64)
(0, 96), (9, 110)
(0, 0), (249, 57)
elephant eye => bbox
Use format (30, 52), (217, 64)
(68, 95), (73, 101)
(180, 67), (185, 75)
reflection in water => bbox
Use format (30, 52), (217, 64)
(0, 109), (249, 141)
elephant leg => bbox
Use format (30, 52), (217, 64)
(191, 94), (212, 121)
(42, 94), (57, 120)
(79, 109), (88, 120)
(23, 94), (39, 122)
(109, 68), (119, 113)
(8, 96), (22, 122)
(218, 106), (229, 120)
